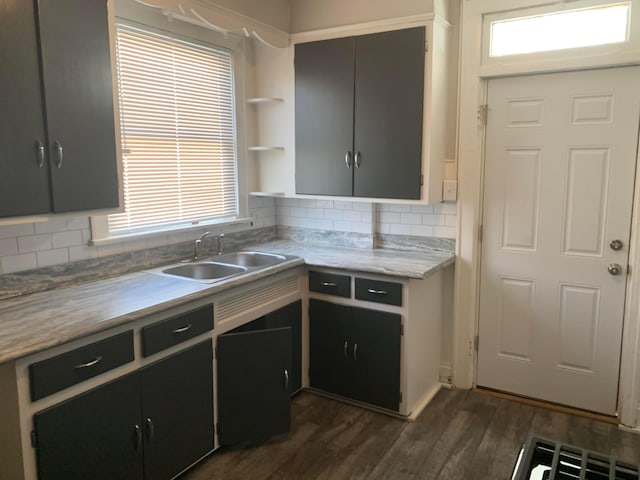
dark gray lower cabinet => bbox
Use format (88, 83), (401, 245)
(217, 327), (291, 445)
(309, 299), (402, 411)
(33, 340), (214, 480)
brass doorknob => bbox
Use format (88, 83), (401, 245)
(608, 263), (622, 276)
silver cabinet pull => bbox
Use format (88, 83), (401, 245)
(74, 356), (103, 369)
(133, 424), (142, 451)
(353, 343), (358, 361)
(321, 281), (336, 287)
(343, 340), (348, 359)
(608, 263), (622, 276)
(145, 417), (154, 442)
(345, 151), (352, 168)
(355, 151), (361, 168)
(367, 288), (387, 295)
(53, 141), (63, 168)
(35, 140), (45, 168)
(284, 369), (289, 390)
(172, 324), (192, 334)
(610, 239), (624, 251)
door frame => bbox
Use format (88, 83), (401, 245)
(454, 0), (640, 429)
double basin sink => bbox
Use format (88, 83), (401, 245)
(152, 251), (293, 283)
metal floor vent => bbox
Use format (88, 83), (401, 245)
(511, 435), (639, 480)
(216, 274), (299, 323)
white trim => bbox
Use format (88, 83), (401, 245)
(289, 13), (450, 44)
(618, 129), (640, 428)
(455, 0), (640, 428)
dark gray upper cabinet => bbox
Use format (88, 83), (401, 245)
(295, 27), (425, 200)
(295, 37), (355, 196)
(0, 0), (50, 217)
(0, 0), (119, 218)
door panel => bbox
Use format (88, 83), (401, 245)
(217, 328), (291, 445)
(140, 340), (214, 480)
(0, 0), (50, 217)
(309, 299), (351, 398)
(478, 67), (640, 414)
(264, 300), (302, 394)
(34, 373), (143, 480)
(350, 307), (402, 411)
(353, 27), (424, 199)
(38, 0), (119, 213)
(295, 38), (354, 196)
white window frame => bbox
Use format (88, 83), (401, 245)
(91, 0), (249, 244)
(480, 0), (640, 77)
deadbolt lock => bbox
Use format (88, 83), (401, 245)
(610, 240), (623, 251)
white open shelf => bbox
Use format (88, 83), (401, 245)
(246, 97), (284, 104)
(248, 146), (285, 152)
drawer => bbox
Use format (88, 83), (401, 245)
(30, 330), (134, 401)
(308, 271), (351, 298)
(142, 304), (213, 357)
(355, 278), (403, 306)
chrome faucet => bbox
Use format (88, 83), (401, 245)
(193, 231), (211, 261)
(216, 233), (225, 255)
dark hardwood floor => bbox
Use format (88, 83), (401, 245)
(182, 388), (640, 480)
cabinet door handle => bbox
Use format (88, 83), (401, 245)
(74, 356), (103, 369)
(367, 288), (387, 295)
(172, 324), (192, 334)
(345, 151), (352, 168)
(321, 282), (336, 287)
(145, 417), (154, 442)
(35, 140), (45, 168)
(355, 151), (361, 168)
(133, 424), (142, 451)
(284, 369), (289, 391)
(353, 343), (358, 361)
(53, 141), (63, 168)
(343, 340), (348, 359)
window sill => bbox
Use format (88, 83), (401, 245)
(89, 217), (254, 246)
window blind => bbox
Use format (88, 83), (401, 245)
(109, 21), (238, 234)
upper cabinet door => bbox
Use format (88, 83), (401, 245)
(295, 37), (355, 196)
(353, 27), (425, 199)
(38, 0), (119, 213)
(0, 0), (51, 217)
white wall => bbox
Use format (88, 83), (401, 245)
(289, 0), (434, 33)
(203, 0), (290, 32)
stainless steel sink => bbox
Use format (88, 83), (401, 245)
(162, 262), (247, 280)
(216, 251), (287, 267)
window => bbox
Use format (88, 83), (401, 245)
(103, 20), (240, 238)
(488, 3), (630, 58)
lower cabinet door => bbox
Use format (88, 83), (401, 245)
(33, 373), (143, 480)
(309, 299), (352, 398)
(264, 300), (302, 394)
(350, 307), (402, 411)
(140, 340), (214, 480)
(217, 327), (291, 445)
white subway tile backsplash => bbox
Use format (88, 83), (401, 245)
(66, 217), (90, 230)
(52, 230), (83, 248)
(400, 213), (422, 225)
(0, 238), (18, 257)
(18, 234), (52, 253)
(297, 199), (317, 208)
(378, 212), (401, 224)
(411, 225), (434, 236)
(289, 207), (307, 217)
(333, 200), (353, 210)
(433, 226), (457, 239)
(69, 245), (99, 262)
(342, 210), (363, 223)
(0, 223), (34, 239)
(315, 200), (334, 208)
(323, 209), (343, 221)
(34, 218), (69, 234)
(2, 253), (37, 273)
(422, 214), (445, 226)
(37, 248), (69, 268)
(389, 223), (412, 235)
(410, 204), (434, 214)
(434, 203), (457, 215)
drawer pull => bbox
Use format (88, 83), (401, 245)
(343, 340), (348, 359)
(284, 369), (289, 390)
(172, 324), (192, 334)
(353, 343), (358, 361)
(321, 282), (337, 287)
(367, 288), (388, 295)
(74, 356), (103, 369)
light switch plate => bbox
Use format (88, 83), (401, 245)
(443, 180), (457, 202)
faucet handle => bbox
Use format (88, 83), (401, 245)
(216, 233), (225, 255)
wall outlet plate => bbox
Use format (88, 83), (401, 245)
(443, 180), (457, 202)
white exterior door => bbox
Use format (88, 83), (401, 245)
(477, 67), (640, 415)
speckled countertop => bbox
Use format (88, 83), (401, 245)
(0, 241), (454, 364)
